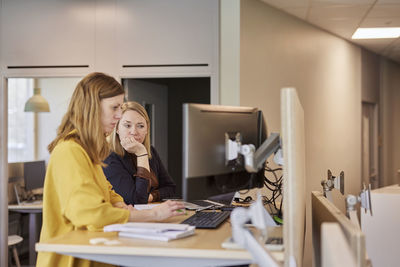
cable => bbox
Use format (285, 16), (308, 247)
(261, 161), (283, 217)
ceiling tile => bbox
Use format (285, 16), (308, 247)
(260, 0), (309, 9)
(308, 17), (360, 38)
(308, 17), (360, 29)
(329, 27), (359, 39)
(311, 0), (375, 5)
(360, 17), (400, 27)
(308, 5), (371, 20)
(376, 0), (400, 4)
(367, 4), (400, 18)
(282, 7), (309, 20)
(259, 0), (400, 64)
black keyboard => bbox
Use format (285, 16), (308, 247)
(181, 211), (230, 229)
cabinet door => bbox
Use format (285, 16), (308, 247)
(1, 0), (95, 73)
(115, 0), (218, 73)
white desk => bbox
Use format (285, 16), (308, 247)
(9, 202), (43, 265)
(36, 213), (284, 267)
(361, 184), (400, 267)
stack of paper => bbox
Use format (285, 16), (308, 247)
(104, 222), (195, 242)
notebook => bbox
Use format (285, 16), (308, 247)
(104, 222), (195, 242)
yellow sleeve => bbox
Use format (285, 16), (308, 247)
(107, 179), (125, 204)
(50, 141), (129, 231)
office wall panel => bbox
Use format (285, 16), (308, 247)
(380, 59), (400, 186)
(240, 1), (362, 266)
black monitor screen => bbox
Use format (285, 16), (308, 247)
(24, 160), (46, 191)
(182, 103), (267, 201)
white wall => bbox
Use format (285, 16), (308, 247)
(220, 0), (240, 106)
(380, 59), (400, 186)
(361, 49), (380, 104)
(240, 1), (362, 266)
(37, 78), (80, 162)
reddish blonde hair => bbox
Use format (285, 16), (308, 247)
(48, 72), (125, 164)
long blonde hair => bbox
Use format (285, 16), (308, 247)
(109, 101), (152, 159)
(48, 72), (125, 164)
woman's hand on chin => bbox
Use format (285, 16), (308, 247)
(120, 137), (147, 155)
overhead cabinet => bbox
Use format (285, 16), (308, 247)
(115, 0), (217, 74)
(1, 0), (96, 73)
(0, 0), (218, 77)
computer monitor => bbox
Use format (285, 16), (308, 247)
(182, 103), (267, 201)
(281, 88), (306, 267)
(312, 191), (366, 267)
(24, 160), (46, 191)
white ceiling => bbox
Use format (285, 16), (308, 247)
(261, 0), (400, 63)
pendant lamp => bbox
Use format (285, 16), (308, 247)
(24, 85), (50, 112)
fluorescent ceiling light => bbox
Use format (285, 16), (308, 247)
(352, 27), (400, 39)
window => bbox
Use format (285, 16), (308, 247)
(8, 78), (35, 162)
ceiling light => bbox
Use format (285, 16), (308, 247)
(352, 27), (400, 39)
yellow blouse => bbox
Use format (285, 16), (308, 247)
(36, 137), (129, 267)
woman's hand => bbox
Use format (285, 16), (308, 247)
(148, 193), (154, 203)
(120, 137), (147, 155)
(127, 200), (185, 222)
(151, 200), (186, 221)
(112, 201), (135, 211)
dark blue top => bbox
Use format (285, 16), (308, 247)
(103, 146), (176, 205)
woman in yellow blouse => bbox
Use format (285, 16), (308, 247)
(36, 72), (184, 267)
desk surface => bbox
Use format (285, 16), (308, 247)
(9, 201), (43, 265)
(36, 212), (283, 267)
(8, 201), (43, 211)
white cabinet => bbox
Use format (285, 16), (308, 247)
(114, 0), (218, 76)
(0, 0), (219, 83)
(1, 0), (95, 75)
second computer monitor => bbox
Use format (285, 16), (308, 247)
(24, 160), (46, 192)
(182, 103), (266, 201)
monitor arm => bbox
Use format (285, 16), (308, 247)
(231, 194), (281, 267)
(346, 183), (373, 228)
(320, 170), (344, 202)
(226, 132), (281, 173)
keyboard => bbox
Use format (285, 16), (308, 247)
(181, 211), (231, 229)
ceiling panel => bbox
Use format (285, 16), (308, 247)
(258, 0), (309, 9)
(360, 17), (400, 27)
(367, 4), (400, 17)
(260, 0), (400, 64)
(311, 0), (375, 4)
(282, 7), (308, 20)
(308, 5), (371, 20)
(308, 18), (360, 39)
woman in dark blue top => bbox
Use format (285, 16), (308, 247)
(103, 101), (176, 205)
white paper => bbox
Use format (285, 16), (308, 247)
(133, 204), (160, 210)
(104, 222), (190, 232)
(104, 222), (195, 242)
(119, 226), (195, 242)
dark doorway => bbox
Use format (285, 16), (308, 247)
(123, 77), (210, 197)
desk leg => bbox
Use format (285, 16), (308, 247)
(28, 213), (38, 265)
